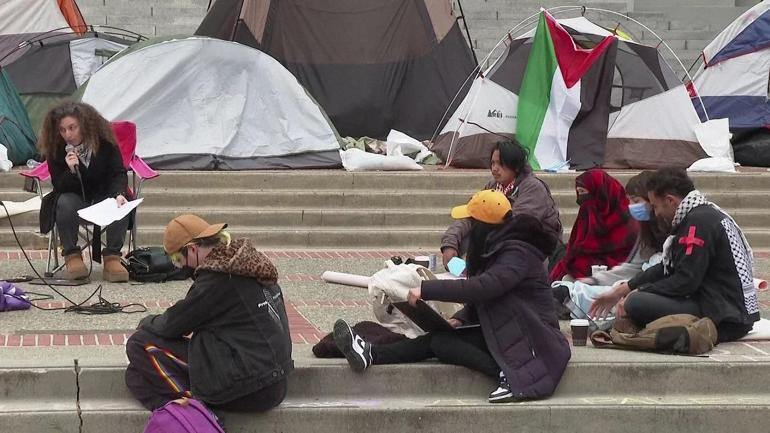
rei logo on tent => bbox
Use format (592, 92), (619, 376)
(487, 109), (503, 118)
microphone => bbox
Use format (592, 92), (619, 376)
(65, 143), (78, 174)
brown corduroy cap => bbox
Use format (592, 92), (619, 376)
(163, 214), (227, 254)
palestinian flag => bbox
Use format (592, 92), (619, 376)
(516, 10), (618, 170)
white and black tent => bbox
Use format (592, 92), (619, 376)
(432, 14), (708, 169)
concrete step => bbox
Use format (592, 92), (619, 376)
(3, 188), (769, 212)
(7, 171), (770, 192)
(2, 361), (770, 433)
(641, 29), (719, 41)
(7, 206), (770, 231)
(76, 402), (770, 433)
(6, 225), (770, 250)
(0, 226), (447, 249)
(3, 171), (770, 248)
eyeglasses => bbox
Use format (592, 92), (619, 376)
(169, 244), (192, 267)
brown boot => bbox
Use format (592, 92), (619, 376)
(103, 255), (128, 283)
(63, 252), (89, 280)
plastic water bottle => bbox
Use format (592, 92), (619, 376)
(26, 159), (41, 169)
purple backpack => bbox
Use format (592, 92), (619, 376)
(0, 282), (30, 312)
(143, 399), (224, 433)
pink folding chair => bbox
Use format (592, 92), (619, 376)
(20, 121), (159, 275)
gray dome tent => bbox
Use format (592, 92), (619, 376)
(79, 37), (343, 170)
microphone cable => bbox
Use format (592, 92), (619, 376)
(0, 201), (146, 315)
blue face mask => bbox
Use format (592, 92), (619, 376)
(628, 202), (651, 221)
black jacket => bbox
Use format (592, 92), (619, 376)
(629, 205), (760, 327)
(139, 239), (293, 405)
(422, 216), (571, 400)
(48, 139), (128, 202)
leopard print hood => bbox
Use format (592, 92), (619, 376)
(197, 238), (278, 284)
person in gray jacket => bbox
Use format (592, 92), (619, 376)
(440, 139), (562, 268)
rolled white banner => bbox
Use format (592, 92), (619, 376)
(321, 271), (370, 288)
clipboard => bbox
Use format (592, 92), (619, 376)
(391, 300), (479, 333)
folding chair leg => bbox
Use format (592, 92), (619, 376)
(130, 217), (138, 252)
(46, 226), (59, 277)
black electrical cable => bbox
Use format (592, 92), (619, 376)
(0, 201), (146, 315)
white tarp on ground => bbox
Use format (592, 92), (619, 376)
(0, 0), (70, 35)
(81, 37), (340, 166)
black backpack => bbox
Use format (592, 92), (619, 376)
(124, 247), (193, 283)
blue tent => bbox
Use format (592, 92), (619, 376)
(692, 1), (770, 131)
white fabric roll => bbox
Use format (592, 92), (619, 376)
(321, 271), (370, 288)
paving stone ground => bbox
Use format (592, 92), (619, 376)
(0, 249), (768, 354)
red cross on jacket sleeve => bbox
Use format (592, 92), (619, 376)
(629, 223), (711, 298)
(679, 226), (705, 255)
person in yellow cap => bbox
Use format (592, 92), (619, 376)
(124, 214), (293, 425)
(333, 190), (570, 403)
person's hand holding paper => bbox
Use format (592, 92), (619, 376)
(78, 197), (143, 227)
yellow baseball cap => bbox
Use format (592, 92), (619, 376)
(450, 190), (512, 224)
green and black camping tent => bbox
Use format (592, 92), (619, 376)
(0, 69), (36, 165)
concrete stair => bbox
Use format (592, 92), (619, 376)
(3, 170), (770, 250)
(2, 353), (770, 433)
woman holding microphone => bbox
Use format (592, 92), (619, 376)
(38, 101), (130, 282)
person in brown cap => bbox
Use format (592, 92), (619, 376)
(124, 214), (293, 424)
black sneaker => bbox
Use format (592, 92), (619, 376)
(333, 319), (372, 373)
(489, 371), (516, 403)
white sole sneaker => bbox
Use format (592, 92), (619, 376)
(488, 386), (515, 403)
(333, 319), (371, 373)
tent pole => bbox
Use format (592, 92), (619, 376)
(455, 0), (478, 66)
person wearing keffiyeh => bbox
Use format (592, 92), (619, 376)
(549, 169), (639, 282)
(590, 168), (759, 342)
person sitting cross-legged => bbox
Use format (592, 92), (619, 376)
(549, 168), (638, 282)
(552, 171), (667, 317)
(334, 190), (571, 403)
(590, 168), (759, 342)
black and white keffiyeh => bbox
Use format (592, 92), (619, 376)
(662, 190), (754, 274)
